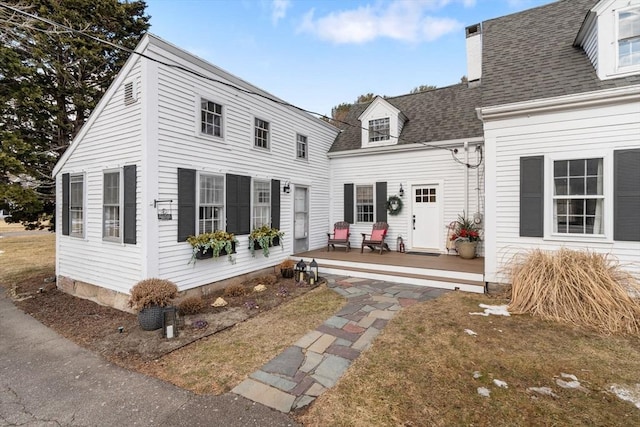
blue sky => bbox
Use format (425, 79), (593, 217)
(145, 0), (555, 117)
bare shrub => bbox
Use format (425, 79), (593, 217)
(256, 274), (277, 286)
(178, 296), (205, 315)
(223, 284), (247, 298)
(507, 249), (640, 335)
(128, 278), (178, 311)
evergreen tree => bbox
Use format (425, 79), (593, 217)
(0, 0), (149, 228)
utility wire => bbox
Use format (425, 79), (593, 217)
(0, 2), (483, 168)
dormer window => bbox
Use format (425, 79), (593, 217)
(368, 118), (390, 142)
(619, 8), (640, 68)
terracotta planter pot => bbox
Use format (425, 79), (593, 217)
(456, 241), (477, 259)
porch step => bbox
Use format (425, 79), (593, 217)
(299, 257), (486, 294)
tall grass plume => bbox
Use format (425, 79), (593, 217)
(508, 249), (640, 335)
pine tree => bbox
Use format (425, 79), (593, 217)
(0, 0), (149, 228)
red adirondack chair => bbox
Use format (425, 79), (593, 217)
(327, 221), (351, 252)
(361, 222), (389, 254)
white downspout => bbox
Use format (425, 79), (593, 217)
(464, 141), (469, 215)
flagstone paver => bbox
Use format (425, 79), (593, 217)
(231, 273), (450, 413)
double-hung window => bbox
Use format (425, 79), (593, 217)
(619, 8), (640, 68)
(296, 134), (307, 159)
(553, 158), (604, 235)
(201, 99), (223, 137)
(253, 180), (271, 228)
(368, 118), (390, 142)
(356, 185), (374, 223)
(255, 118), (270, 149)
(103, 171), (121, 240)
(199, 174), (224, 234)
(69, 174), (84, 237)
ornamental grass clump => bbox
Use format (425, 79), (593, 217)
(128, 278), (178, 312)
(508, 248), (640, 335)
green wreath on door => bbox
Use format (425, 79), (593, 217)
(386, 195), (403, 215)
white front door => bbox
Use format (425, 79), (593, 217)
(411, 184), (441, 251)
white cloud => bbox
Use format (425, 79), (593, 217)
(271, 0), (291, 25)
(297, 1), (465, 44)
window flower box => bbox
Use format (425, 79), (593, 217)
(248, 225), (284, 257)
(187, 231), (238, 263)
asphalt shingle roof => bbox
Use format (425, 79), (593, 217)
(329, 84), (483, 153)
(330, 0), (640, 154)
(481, 0), (640, 107)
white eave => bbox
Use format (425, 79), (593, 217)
(357, 96), (405, 122)
(52, 34), (151, 177)
(477, 84), (640, 121)
(327, 136), (484, 158)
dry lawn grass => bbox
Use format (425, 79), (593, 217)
(141, 284), (346, 394)
(0, 233), (55, 285)
(299, 292), (640, 426)
(0, 219), (26, 233)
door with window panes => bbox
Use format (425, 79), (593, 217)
(293, 186), (309, 253)
(411, 184), (442, 250)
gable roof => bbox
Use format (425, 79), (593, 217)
(329, 83), (483, 153)
(481, 0), (640, 107)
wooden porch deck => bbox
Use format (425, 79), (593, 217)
(294, 247), (486, 293)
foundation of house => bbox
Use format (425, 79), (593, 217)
(56, 266), (278, 313)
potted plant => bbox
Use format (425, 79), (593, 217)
(450, 213), (481, 259)
(248, 225), (284, 257)
(278, 259), (295, 278)
(128, 278), (178, 331)
(187, 231), (238, 262)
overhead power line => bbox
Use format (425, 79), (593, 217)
(0, 2), (483, 168)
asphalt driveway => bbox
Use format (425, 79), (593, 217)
(0, 292), (298, 427)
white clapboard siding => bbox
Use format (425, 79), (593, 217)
(484, 98), (640, 284)
(146, 42), (339, 289)
(56, 58), (144, 294)
(329, 143), (484, 255)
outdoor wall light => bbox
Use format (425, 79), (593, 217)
(283, 181), (291, 193)
(399, 183), (404, 197)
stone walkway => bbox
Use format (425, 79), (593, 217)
(232, 274), (449, 413)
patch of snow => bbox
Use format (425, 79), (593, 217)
(527, 387), (559, 398)
(610, 384), (640, 410)
(493, 379), (508, 388)
(556, 373), (588, 392)
(473, 371), (482, 379)
(464, 329), (477, 336)
(477, 387), (491, 397)
(469, 304), (510, 317)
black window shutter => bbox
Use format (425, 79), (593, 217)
(520, 156), (544, 237)
(177, 168), (196, 242)
(271, 179), (281, 230)
(376, 181), (387, 223)
(62, 173), (70, 236)
(226, 174), (251, 235)
(123, 165), (137, 244)
(614, 149), (640, 241)
(344, 183), (354, 223)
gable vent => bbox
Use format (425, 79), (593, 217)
(124, 81), (137, 105)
